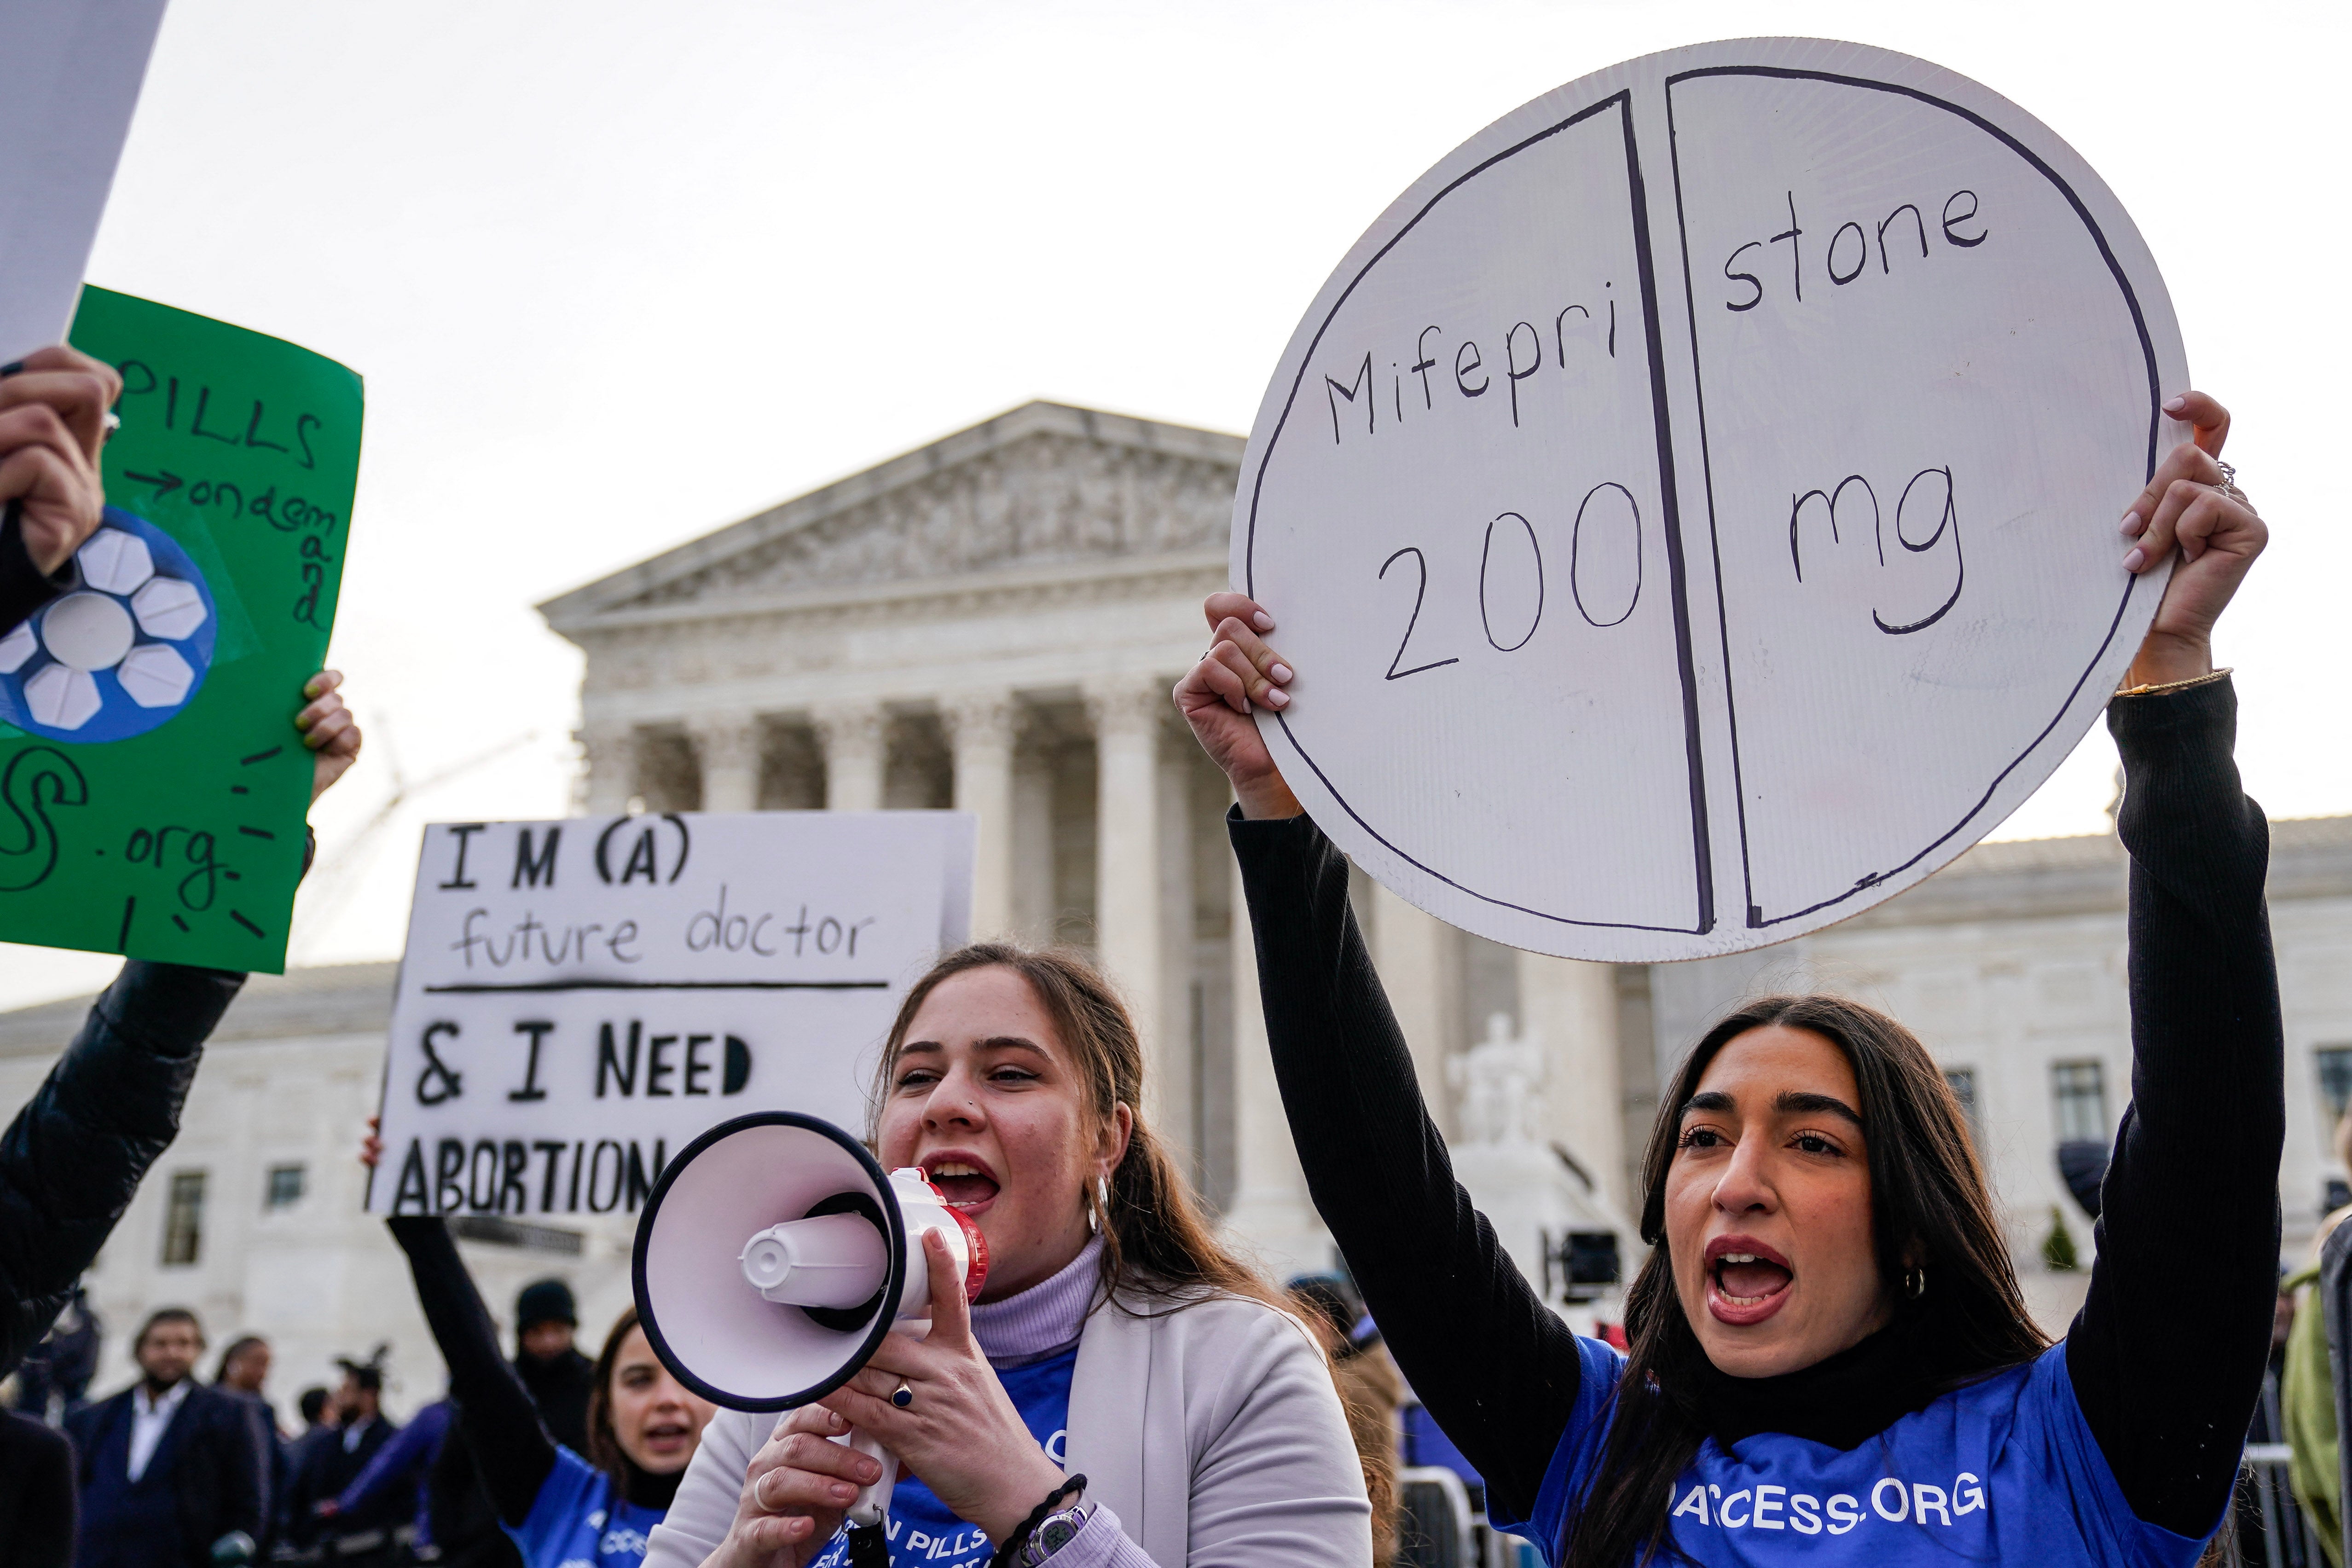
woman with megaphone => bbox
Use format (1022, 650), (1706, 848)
(1178, 391), (2281, 1568)
(648, 946), (1371, 1568)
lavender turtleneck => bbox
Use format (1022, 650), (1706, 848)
(969, 1232), (1103, 1367)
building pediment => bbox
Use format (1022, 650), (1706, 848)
(541, 401), (1243, 635)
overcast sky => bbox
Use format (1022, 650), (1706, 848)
(0, 0), (2340, 1009)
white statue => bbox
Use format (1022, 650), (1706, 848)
(1450, 1012), (1548, 1148)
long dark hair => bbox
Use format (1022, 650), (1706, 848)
(1563, 995), (2047, 1568)
(869, 942), (1285, 1317)
(584, 1305), (645, 1492)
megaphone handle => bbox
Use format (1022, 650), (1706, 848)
(838, 1427), (899, 1529)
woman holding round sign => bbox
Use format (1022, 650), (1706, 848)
(648, 945), (1370, 1568)
(1180, 388), (2276, 1568)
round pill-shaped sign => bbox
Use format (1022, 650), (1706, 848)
(1236, 38), (2186, 962)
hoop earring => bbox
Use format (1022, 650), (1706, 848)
(1904, 1266), (1927, 1300)
(1092, 1175), (1110, 1235)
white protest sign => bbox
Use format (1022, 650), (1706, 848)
(1239, 38), (2184, 962)
(368, 812), (974, 1217)
(0, 0), (170, 359)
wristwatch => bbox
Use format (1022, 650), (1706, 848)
(1016, 1502), (1092, 1566)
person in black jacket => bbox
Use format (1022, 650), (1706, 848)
(0, 668), (362, 1559)
(0, 1407), (75, 1568)
(0, 669), (360, 1381)
(65, 1307), (268, 1568)
(1177, 390), (2279, 1568)
(0, 347), (124, 636)
(513, 1277), (593, 1454)
(286, 1356), (400, 1563)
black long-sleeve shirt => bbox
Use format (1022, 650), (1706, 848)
(1231, 677), (2282, 1538)
(386, 1217), (560, 1527)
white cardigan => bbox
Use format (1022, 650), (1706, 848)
(646, 1288), (1372, 1568)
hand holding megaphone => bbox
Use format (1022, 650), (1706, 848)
(713, 1227), (1072, 1568)
(635, 1113), (992, 1565)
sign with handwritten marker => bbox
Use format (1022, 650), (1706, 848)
(0, 289), (359, 971)
(368, 812), (975, 1217)
(1239, 39), (2185, 962)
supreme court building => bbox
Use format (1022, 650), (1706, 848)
(6, 399), (2349, 1417)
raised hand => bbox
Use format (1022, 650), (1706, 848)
(296, 669), (363, 803)
(2119, 391), (2266, 689)
(1173, 591), (1302, 820)
(0, 347), (122, 576)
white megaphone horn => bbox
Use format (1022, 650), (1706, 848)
(632, 1111), (987, 1552)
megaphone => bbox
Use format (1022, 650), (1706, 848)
(633, 1110), (987, 1543)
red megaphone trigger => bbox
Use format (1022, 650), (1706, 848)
(950, 1204), (988, 1303)
(911, 1171), (990, 1302)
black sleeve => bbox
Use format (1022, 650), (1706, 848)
(1230, 809), (1581, 1522)
(2064, 676), (2285, 1535)
(0, 1409), (76, 1568)
(0, 499), (77, 639)
(0, 961), (246, 1377)
(385, 1215), (557, 1525)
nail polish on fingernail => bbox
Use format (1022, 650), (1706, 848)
(2163, 394), (2186, 413)
(0, 362), (22, 378)
(1270, 663), (1293, 683)
(1266, 688), (1290, 708)
(1252, 612), (1274, 631)
(2119, 511), (2140, 536)
(2122, 547), (2146, 572)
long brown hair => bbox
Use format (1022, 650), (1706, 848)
(869, 942), (1285, 1317)
(584, 1305), (644, 1490)
(1563, 994), (2048, 1568)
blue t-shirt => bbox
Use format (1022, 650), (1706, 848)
(1496, 1338), (2217, 1568)
(812, 1346), (1080, 1568)
(508, 1446), (666, 1568)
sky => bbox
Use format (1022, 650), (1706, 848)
(0, 0), (2342, 1009)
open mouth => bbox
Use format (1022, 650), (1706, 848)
(639, 1420), (693, 1453)
(920, 1154), (1002, 1214)
(1704, 1236), (1795, 1325)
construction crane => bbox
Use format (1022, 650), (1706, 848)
(290, 717), (550, 960)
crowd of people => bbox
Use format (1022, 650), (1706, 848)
(0, 323), (2330, 1568)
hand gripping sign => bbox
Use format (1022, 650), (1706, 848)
(370, 811), (973, 1219)
(1239, 38), (2185, 962)
(0, 289), (360, 972)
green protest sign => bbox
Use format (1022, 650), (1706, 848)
(0, 288), (360, 972)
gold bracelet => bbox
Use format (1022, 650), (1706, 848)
(2114, 667), (2231, 699)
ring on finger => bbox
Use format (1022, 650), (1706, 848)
(892, 1380), (914, 1409)
(2211, 459), (2250, 505)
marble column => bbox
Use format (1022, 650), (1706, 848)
(1011, 746), (1055, 939)
(688, 712), (762, 814)
(1371, 885), (1461, 1140)
(1085, 678), (1165, 1107)
(580, 723), (639, 816)
(1222, 854), (1330, 1278)
(815, 703), (885, 812)
(1515, 951), (1626, 1207)
(942, 691), (1018, 941)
